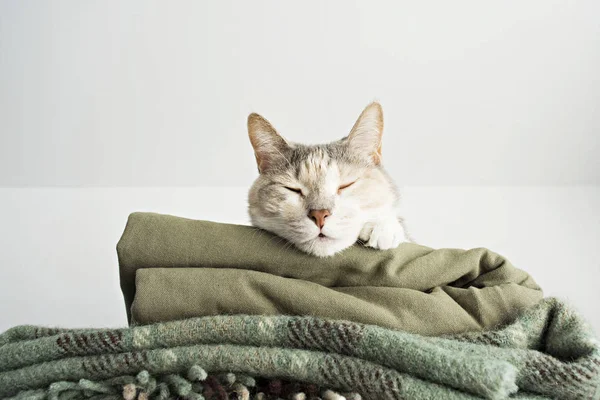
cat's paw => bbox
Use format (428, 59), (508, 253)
(359, 219), (408, 250)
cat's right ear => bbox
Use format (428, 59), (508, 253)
(247, 113), (289, 173)
(346, 102), (384, 165)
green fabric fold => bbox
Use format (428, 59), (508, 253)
(117, 212), (543, 334)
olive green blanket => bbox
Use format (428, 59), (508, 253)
(117, 212), (543, 334)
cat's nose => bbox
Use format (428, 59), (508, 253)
(308, 209), (331, 229)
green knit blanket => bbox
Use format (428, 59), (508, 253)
(1, 298), (598, 400)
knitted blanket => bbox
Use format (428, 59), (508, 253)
(1, 298), (599, 400)
(117, 213), (542, 334)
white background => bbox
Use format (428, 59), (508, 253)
(1, 1), (599, 186)
(0, 1), (598, 333)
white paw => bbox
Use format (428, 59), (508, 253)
(359, 218), (408, 250)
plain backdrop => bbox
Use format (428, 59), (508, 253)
(1, 0), (599, 186)
(0, 1), (598, 333)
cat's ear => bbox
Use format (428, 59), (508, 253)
(346, 102), (384, 165)
(248, 113), (289, 173)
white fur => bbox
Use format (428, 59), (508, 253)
(247, 102), (410, 257)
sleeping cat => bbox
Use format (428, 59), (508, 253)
(247, 102), (410, 257)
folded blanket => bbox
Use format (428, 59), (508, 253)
(117, 212), (543, 335)
(1, 298), (599, 399)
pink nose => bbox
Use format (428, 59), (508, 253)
(308, 209), (331, 229)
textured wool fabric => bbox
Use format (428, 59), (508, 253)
(1, 299), (599, 399)
(117, 212), (543, 334)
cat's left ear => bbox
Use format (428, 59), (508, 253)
(346, 102), (384, 165)
(247, 113), (290, 173)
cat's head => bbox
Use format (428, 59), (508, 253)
(247, 102), (399, 257)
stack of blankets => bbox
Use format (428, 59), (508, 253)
(1, 213), (598, 399)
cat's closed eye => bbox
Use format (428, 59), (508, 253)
(337, 181), (356, 194)
(284, 186), (303, 196)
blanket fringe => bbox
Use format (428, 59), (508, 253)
(5, 365), (362, 400)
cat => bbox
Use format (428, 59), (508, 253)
(247, 102), (410, 257)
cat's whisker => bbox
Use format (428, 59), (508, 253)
(280, 240), (295, 253)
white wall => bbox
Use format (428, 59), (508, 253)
(1, 187), (598, 334)
(1, 0), (599, 186)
